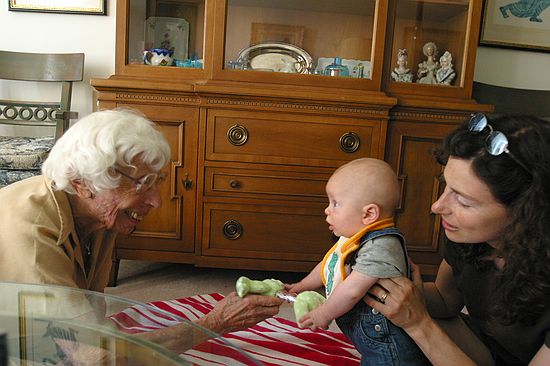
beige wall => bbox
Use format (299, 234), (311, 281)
(0, 0), (116, 121)
(475, 47), (550, 90)
(0, 1), (548, 127)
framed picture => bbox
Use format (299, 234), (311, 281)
(480, 0), (550, 52)
(8, 0), (106, 15)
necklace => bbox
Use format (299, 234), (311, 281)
(82, 239), (92, 256)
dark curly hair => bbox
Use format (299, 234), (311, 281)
(435, 114), (550, 325)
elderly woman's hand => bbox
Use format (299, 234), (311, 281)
(198, 292), (283, 334)
(364, 262), (431, 333)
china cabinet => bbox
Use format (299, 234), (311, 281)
(92, 0), (491, 280)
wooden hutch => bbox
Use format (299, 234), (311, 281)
(91, 0), (492, 280)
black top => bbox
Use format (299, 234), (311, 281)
(445, 241), (550, 365)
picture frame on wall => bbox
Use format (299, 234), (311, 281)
(8, 0), (106, 15)
(480, 0), (550, 52)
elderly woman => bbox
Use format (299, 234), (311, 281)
(367, 114), (550, 365)
(0, 109), (282, 350)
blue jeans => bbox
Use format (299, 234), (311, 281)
(337, 301), (430, 366)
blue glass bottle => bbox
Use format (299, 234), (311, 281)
(324, 57), (350, 77)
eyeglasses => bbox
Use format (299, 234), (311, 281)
(468, 113), (530, 174)
(114, 168), (166, 193)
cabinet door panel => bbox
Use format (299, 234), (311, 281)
(386, 120), (455, 274)
(115, 103), (199, 253)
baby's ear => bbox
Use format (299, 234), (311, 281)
(362, 203), (380, 225)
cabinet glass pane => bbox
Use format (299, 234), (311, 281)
(390, 0), (470, 87)
(127, 0), (206, 68)
(224, 0), (377, 79)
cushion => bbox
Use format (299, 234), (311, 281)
(0, 169), (40, 187)
(0, 136), (54, 170)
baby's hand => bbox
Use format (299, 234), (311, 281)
(298, 306), (331, 331)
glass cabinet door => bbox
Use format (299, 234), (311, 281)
(385, 0), (481, 98)
(123, 0), (207, 75)
(218, 0), (386, 90)
(117, 0), (389, 90)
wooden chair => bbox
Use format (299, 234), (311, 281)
(0, 50), (84, 187)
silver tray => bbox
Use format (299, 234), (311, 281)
(236, 42), (313, 74)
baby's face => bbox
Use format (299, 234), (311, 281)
(324, 171), (366, 238)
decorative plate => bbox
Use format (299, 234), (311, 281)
(145, 17), (190, 61)
(236, 42), (313, 74)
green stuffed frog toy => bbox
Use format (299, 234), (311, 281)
(235, 276), (326, 324)
(236, 276), (283, 297)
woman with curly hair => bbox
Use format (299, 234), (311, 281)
(366, 114), (550, 365)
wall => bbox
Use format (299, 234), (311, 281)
(0, 0), (116, 134)
(475, 47), (550, 91)
(1, 1), (549, 126)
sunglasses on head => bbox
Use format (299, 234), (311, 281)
(468, 113), (530, 174)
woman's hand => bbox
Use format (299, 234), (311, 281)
(198, 292), (283, 334)
(365, 262), (431, 333)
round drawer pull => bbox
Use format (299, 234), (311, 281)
(222, 219), (243, 240)
(227, 124), (248, 146)
(229, 180), (240, 189)
(339, 132), (360, 153)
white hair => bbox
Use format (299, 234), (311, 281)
(42, 109), (171, 193)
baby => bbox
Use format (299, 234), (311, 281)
(286, 158), (429, 366)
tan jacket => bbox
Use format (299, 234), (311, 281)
(0, 176), (117, 292)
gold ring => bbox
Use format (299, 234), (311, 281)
(379, 292), (388, 303)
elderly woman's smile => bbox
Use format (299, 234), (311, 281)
(93, 166), (164, 235)
(126, 209), (143, 221)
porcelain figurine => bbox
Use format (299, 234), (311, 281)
(391, 49), (413, 83)
(417, 42), (439, 84)
(143, 48), (174, 66)
(436, 51), (456, 85)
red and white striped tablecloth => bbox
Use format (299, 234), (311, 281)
(109, 293), (360, 366)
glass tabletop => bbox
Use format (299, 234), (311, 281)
(0, 282), (261, 365)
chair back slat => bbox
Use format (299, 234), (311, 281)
(0, 51), (84, 82)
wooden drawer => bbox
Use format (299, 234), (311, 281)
(201, 202), (334, 262)
(204, 109), (385, 167)
(204, 166), (329, 201)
